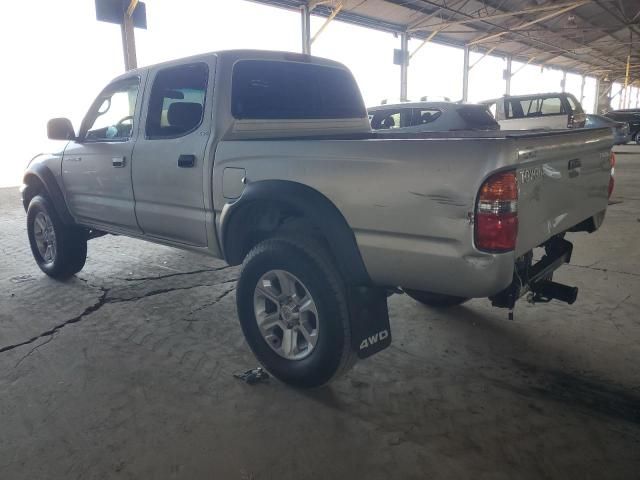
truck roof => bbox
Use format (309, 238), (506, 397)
(109, 49), (348, 84)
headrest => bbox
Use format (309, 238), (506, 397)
(381, 116), (395, 128)
(167, 102), (203, 131)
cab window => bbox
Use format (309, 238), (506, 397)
(146, 63), (208, 139)
(370, 109), (403, 130)
(506, 96), (565, 118)
(84, 79), (139, 142)
(231, 60), (366, 120)
(566, 94), (584, 113)
(411, 108), (441, 126)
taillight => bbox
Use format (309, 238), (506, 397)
(475, 171), (518, 252)
(608, 152), (615, 198)
(568, 114), (575, 128)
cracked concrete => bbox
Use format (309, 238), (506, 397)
(0, 151), (639, 479)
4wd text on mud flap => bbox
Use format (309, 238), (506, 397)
(360, 329), (389, 350)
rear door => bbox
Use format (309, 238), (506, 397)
(62, 76), (143, 232)
(131, 60), (215, 246)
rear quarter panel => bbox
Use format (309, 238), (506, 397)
(214, 129), (612, 297)
(214, 137), (518, 297)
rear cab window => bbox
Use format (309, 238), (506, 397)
(231, 60), (366, 120)
(456, 106), (499, 129)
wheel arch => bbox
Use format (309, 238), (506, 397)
(21, 164), (75, 225)
(219, 180), (371, 286)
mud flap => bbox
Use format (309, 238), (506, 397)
(347, 286), (392, 359)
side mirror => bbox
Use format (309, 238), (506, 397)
(47, 118), (76, 141)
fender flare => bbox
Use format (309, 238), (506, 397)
(21, 163), (75, 225)
(219, 180), (371, 285)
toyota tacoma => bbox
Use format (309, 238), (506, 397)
(21, 50), (615, 387)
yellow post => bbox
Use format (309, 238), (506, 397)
(623, 55), (631, 108)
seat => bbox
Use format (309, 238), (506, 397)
(420, 112), (432, 124)
(380, 116), (395, 129)
(167, 102), (203, 134)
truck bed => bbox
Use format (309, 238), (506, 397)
(215, 127), (613, 297)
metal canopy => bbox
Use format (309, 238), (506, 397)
(251, 0), (640, 81)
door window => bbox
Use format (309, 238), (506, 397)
(146, 63), (208, 139)
(370, 110), (401, 129)
(84, 80), (139, 141)
(411, 109), (442, 126)
(539, 97), (563, 115)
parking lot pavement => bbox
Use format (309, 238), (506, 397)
(1, 153), (639, 480)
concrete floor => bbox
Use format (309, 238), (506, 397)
(1, 151), (639, 480)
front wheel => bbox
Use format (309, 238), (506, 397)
(236, 237), (355, 388)
(27, 195), (87, 279)
(404, 288), (469, 308)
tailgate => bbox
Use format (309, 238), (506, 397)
(511, 128), (612, 256)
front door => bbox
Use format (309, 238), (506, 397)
(62, 77), (142, 232)
(131, 60), (214, 246)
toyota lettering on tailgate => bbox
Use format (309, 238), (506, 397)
(519, 166), (543, 184)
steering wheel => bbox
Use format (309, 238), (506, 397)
(116, 116), (133, 127)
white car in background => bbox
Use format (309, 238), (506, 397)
(368, 101), (500, 132)
(481, 93), (586, 130)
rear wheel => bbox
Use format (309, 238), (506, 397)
(236, 236), (355, 388)
(27, 195), (87, 279)
(404, 289), (469, 308)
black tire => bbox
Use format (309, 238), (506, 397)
(236, 236), (355, 388)
(27, 195), (87, 279)
(404, 289), (469, 308)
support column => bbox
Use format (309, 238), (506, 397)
(121, 10), (137, 71)
(505, 56), (512, 95)
(595, 77), (612, 114)
(301, 4), (311, 55)
(400, 32), (409, 102)
(579, 75), (586, 105)
(462, 45), (470, 102)
(561, 70), (566, 92)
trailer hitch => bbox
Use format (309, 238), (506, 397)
(528, 280), (578, 305)
(491, 236), (579, 312)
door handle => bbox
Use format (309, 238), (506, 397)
(112, 156), (126, 168)
(178, 154), (196, 168)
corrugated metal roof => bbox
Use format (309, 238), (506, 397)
(251, 0), (640, 81)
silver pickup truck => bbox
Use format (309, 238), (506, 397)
(21, 50), (615, 387)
